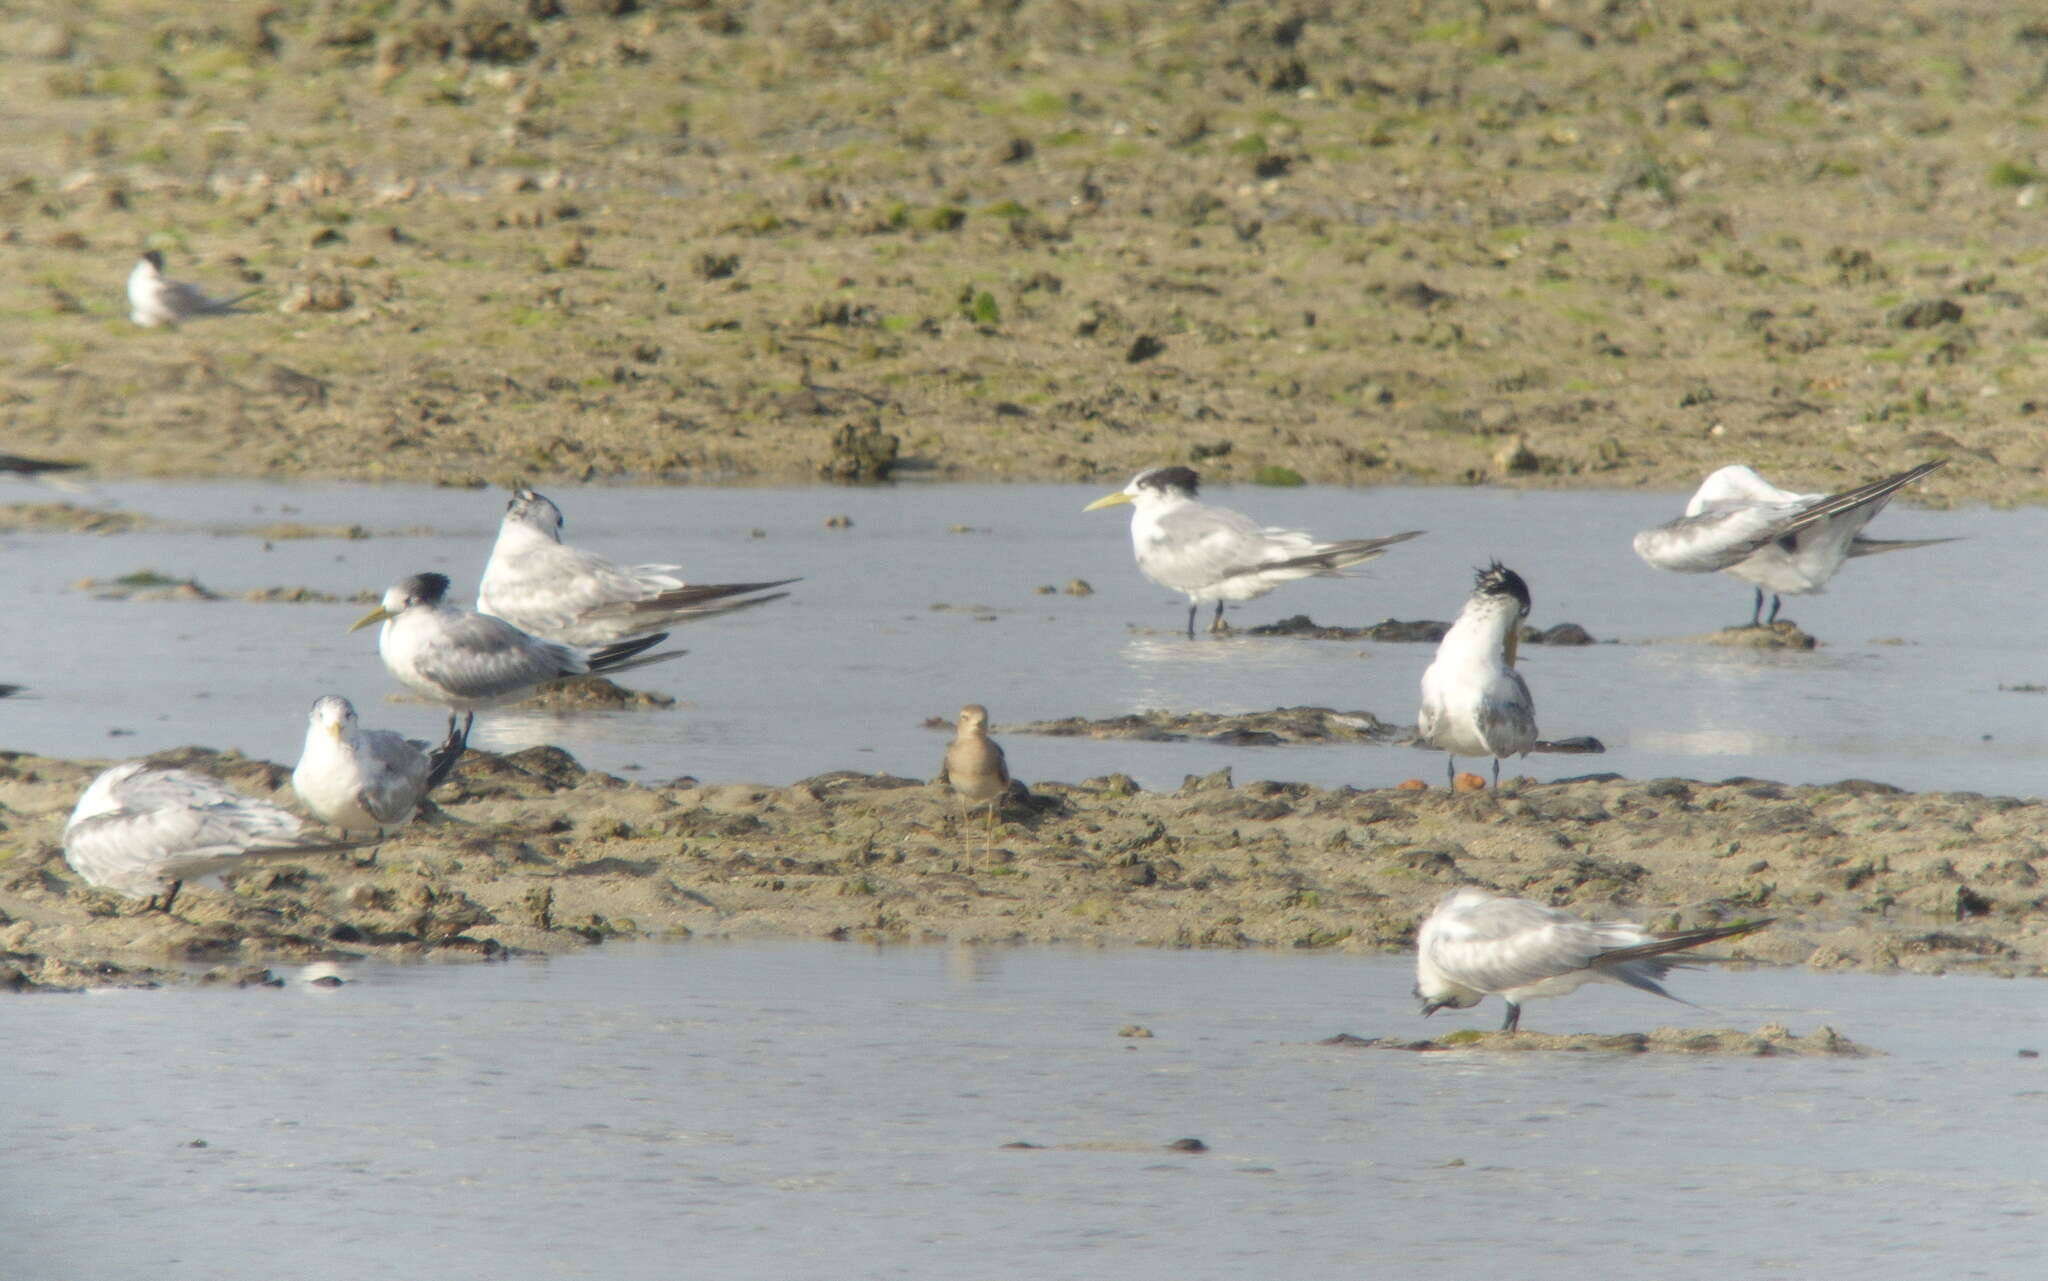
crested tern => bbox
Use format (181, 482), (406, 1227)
(1632, 459), (1951, 626)
(1415, 886), (1773, 1033)
(1083, 466), (1424, 637)
(292, 695), (468, 837)
(64, 762), (369, 912)
(351, 572), (682, 737)
(939, 703), (1010, 858)
(127, 250), (255, 328)
(478, 488), (798, 647)
(1416, 562), (1537, 789)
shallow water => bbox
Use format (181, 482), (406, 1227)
(0, 479), (2030, 794)
(5, 943), (2042, 1279)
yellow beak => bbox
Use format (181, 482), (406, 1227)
(1503, 628), (1520, 669)
(348, 605), (391, 633)
(1083, 491), (1133, 512)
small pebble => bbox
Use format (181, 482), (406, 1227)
(1164, 1138), (1207, 1153)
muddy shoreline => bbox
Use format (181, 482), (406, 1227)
(4, 735), (2044, 992)
(1, 2), (2042, 504)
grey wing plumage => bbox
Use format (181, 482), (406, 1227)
(485, 543), (650, 632)
(412, 612), (581, 698)
(67, 770), (357, 891)
(583, 578), (799, 627)
(112, 767), (294, 831)
(1637, 459), (1948, 573)
(170, 280), (254, 316)
(1139, 503), (1275, 590)
(1229, 529), (1425, 579)
(1589, 918), (1775, 970)
(357, 729), (433, 825)
(1426, 898), (1613, 991)
(1846, 535), (1959, 560)
(1476, 669), (1538, 757)
(1587, 917), (1775, 1000)
(1633, 505), (1803, 573)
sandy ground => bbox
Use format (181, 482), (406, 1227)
(3, 736), (2043, 999)
(0, 0), (2040, 504)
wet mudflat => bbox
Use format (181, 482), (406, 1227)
(5, 945), (2042, 1281)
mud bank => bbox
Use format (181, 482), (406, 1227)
(0, 2), (2039, 502)
(3, 740), (2045, 992)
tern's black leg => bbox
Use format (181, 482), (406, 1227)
(1500, 1001), (1521, 1034)
(1184, 604), (1198, 639)
(1445, 756), (1456, 789)
(1491, 756), (1501, 789)
(158, 880), (183, 915)
(1209, 600), (1228, 634)
(1749, 587), (1764, 628)
(1766, 593), (1782, 625)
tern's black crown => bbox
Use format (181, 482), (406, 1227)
(1134, 465), (1201, 497)
(400, 572), (452, 606)
(506, 488), (565, 537)
(1474, 561), (1531, 613)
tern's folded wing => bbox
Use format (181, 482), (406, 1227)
(409, 612), (579, 699)
(1632, 505), (1801, 573)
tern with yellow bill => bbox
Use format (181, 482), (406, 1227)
(1415, 887), (1773, 1033)
(1083, 466), (1423, 638)
(292, 695), (467, 839)
(1632, 459), (1951, 627)
(1416, 562), (1536, 789)
(351, 572), (682, 739)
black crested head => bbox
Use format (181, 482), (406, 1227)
(141, 249), (165, 271)
(505, 488), (564, 538)
(400, 572), (451, 606)
(1135, 465), (1200, 497)
(1474, 561), (1531, 613)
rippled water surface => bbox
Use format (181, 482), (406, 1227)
(5, 944), (2043, 1279)
(2, 478), (2030, 794)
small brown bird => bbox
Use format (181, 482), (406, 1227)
(940, 704), (1010, 859)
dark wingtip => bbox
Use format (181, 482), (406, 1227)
(423, 717), (470, 793)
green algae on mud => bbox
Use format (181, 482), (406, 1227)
(0, 1), (2041, 503)
(4, 740), (2048, 991)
